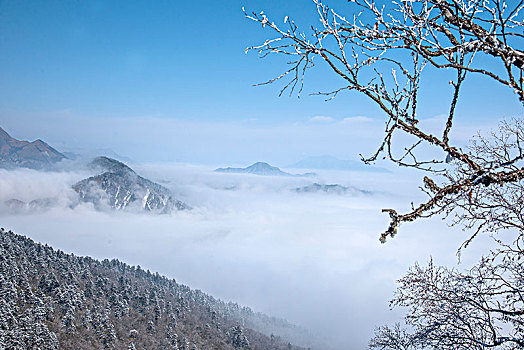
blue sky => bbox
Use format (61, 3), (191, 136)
(0, 0), (522, 164)
(0, 0), (342, 121)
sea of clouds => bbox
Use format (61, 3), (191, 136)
(0, 163), (492, 349)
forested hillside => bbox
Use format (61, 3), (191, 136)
(0, 228), (309, 349)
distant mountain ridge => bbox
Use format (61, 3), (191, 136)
(73, 156), (188, 213)
(295, 183), (371, 195)
(216, 162), (315, 177)
(4, 197), (59, 213)
(0, 127), (66, 169)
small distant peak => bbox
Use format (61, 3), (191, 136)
(245, 162), (284, 173)
(247, 162), (278, 169)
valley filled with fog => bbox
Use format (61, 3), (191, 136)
(0, 162), (490, 349)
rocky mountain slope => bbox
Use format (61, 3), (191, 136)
(0, 228), (311, 350)
(73, 157), (188, 213)
(0, 127), (66, 169)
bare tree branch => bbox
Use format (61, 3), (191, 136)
(245, 0), (524, 243)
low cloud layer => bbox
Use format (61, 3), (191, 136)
(0, 164), (491, 349)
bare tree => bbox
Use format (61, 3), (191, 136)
(369, 241), (524, 349)
(245, 0), (524, 243)
(368, 323), (417, 350)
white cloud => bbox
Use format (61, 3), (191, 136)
(340, 116), (374, 123)
(309, 115), (335, 123)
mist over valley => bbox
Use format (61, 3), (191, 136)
(0, 151), (482, 349)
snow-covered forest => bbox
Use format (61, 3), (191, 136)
(0, 227), (312, 349)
